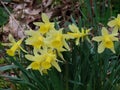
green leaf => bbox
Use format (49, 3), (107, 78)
(0, 7), (9, 27)
(2, 0), (11, 2)
(0, 64), (18, 72)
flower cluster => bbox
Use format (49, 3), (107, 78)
(6, 13), (119, 75)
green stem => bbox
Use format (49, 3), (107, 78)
(65, 61), (69, 90)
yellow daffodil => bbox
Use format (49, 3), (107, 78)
(5, 34), (26, 56)
(81, 28), (90, 42)
(25, 30), (44, 49)
(25, 53), (44, 72)
(108, 14), (120, 32)
(45, 29), (70, 60)
(39, 48), (61, 72)
(25, 48), (61, 75)
(92, 27), (118, 53)
(2, 34), (16, 47)
(67, 24), (90, 45)
(6, 39), (23, 56)
(34, 13), (55, 34)
(46, 29), (70, 51)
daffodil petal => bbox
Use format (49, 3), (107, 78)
(19, 46), (28, 53)
(117, 14), (120, 18)
(8, 34), (15, 43)
(25, 30), (40, 36)
(42, 13), (49, 23)
(26, 65), (31, 70)
(51, 61), (61, 72)
(102, 27), (109, 35)
(110, 47), (115, 53)
(58, 52), (65, 60)
(110, 36), (118, 41)
(92, 36), (102, 42)
(75, 38), (80, 45)
(69, 24), (79, 32)
(98, 42), (105, 53)
(113, 26), (119, 33)
(6, 39), (23, 56)
(25, 55), (35, 61)
(63, 40), (70, 51)
(33, 22), (44, 26)
(107, 20), (116, 27)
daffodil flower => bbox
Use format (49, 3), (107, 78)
(25, 30), (44, 54)
(39, 48), (61, 72)
(67, 24), (90, 45)
(46, 29), (70, 51)
(92, 27), (118, 53)
(108, 14), (120, 32)
(34, 13), (55, 34)
(45, 29), (70, 60)
(6, 39), (23, 56)
(25, 53), (43, 70)
(5, 34), (26, 56)
(25, 48), (61, 75)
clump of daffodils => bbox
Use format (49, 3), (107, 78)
(6, 13), (119, 75)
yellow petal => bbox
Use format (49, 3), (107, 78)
(109, 47), (115, 53)
(64, 33), (74, 40)
(39, 23), (51, 34)
(51, 61), (61, 72)
(112, 27), (119, 35)
(42, 13), (49, 23)
(33, 48), (40, 55)
(117, 14), (120, 18)
(63, 39), (70, 50)
(107, 20), (116, 27)
(98, 42), (105, 53)
(25, 30), (40, 36)
(58, 52), (65, 60)
(75, 38), (80, 45)
(92, 36), (102, 42)
(25, 55), (35, 61)
(8, 34), (15, 43)
(19, 46), (28, 53)
(69, 24), (79, 33)
(110, 36), (118, 41)
(33, 22), (44, 26)
(6, 39), (23, 56)
(101, 27), (109, 35)
(17, 39), (23, 45)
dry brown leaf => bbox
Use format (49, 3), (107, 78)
(23, 8), (41, 15)
(3, 15), (25, 38)
(42, 0), (53, 7)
